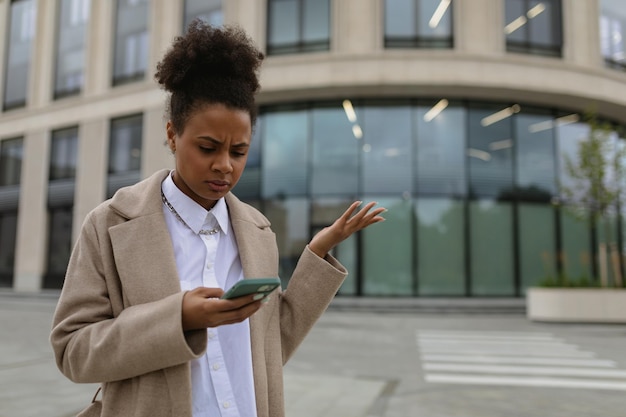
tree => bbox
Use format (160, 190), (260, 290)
(559, 111), (626, 287)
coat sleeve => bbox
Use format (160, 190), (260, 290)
(50, 212), (207, 384)
(278, 245), (347, 363)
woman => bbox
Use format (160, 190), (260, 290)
(51, 21), (385, 417)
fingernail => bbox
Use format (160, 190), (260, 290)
(253, 293), (265, 301)
(261, 296), (271, 304)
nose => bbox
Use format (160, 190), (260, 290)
(212, 150), (233, 174)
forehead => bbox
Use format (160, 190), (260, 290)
(184, 103), (252, 140)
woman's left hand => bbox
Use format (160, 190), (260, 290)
(308, 201), (386, 258)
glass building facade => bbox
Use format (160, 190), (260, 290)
(238, 100), (624, 296)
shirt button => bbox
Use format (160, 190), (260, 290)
(207, 331), (215, 339)
(223, 401), (230, 409)
(212, 363), (220, 371)
(206, 263), (212, 269)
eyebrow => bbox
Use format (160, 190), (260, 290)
(198, 136), (250, 148)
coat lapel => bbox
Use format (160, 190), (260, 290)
(108, 170), (181, 306)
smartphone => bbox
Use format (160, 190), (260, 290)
(220, 277), (281, 300)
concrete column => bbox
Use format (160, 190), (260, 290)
(334, 0), (382, 54)
(225, 0), (267, 51)
(456, 0), (504, 56)
(562, 0), (602, 68)
(30, 0), (56, 108)
(72, 118), (108, 244)
(84, 0), (114, 97)
(13, 130), (49, 292)
(149, 0), (184, 84)
(141, 105), (173, 178)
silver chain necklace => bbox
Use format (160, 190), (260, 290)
(161, 189), (220, 236)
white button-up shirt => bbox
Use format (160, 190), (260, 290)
(161, 174), (257, 417)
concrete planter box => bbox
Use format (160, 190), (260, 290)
(527, 288), (626, 323)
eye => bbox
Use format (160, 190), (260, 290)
(199, 147), (215, 153)
(232, 151), (247, 157)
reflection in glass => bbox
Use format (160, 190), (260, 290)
(236, 116), (262, 199)
(184, 0), (222, 29)
(519, 204), (556, 293)
(362, 105), (413, 195)
(504, 0), (562, 56)
(54, 0), (90, 98)
(601, 0), (626, 70)
(469, 200), (514, 295)
(416, 198), (465, 295)
(416, 103), (466, 196)
(362, 198), (413, 295)
(109, 114), (143, 174)
(311, 106), (359, 196)
(556, 121), (590, 198)
(385, 0), (453, 48)
(113, 0), (149, 85)
(3, 0), (37, 109)
(468, 105), (514, 199)
(262, 110), (308, 198)
(515, 113), (557, 199)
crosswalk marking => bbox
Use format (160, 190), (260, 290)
(421, 354), (616, 368)
(417, 329), (626, 391)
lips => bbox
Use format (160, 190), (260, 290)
(207, 180), (230, 192)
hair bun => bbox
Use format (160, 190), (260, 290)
(155, 20), (264, 95)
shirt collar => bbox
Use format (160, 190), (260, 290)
(162, 171), (230, 235)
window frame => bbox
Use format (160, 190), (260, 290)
(504, 0), (563, 57)
(383, 0), (454, 49)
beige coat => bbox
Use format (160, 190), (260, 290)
(50, 170), (347, 417)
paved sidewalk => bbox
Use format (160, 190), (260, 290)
(2, 293), (626, 417)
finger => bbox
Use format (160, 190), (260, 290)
(191, 286), (224, 299)
(347, 201), (379, 224)
(339, 201), (363, 223)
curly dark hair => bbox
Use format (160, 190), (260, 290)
(155, 20), (264, 134)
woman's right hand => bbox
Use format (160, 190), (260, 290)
(181, 287), (264, 331)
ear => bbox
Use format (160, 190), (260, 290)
(166, 121), (177, 153)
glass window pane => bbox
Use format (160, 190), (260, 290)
(54, 0), (90, 97)
(362, 105), (413, 195)
(50, 127), (79, 180)
(600, 1), (626, 68)
(311, 105), (359, 196)
(417, 0), (452, 37)
(469, 200), (514, 295)
(236, 116), (262, 199)
(416, 198), (465, 295)
(468, 105), (515, 198)
(516, 113), (557, 198)
(302, 0), (329, 43)
(416, 102), (466, 196)
(505, 0), (562, 56)
(262, 109), (308, 198)
(113, 0), (149, 84)
(109, 115), (143, 174)
(0, 138), (24, 187)
(519, 203), (556, 293)
(268, 0), (299, 47)
(3, 0), (37, 109)
(0, 213), (18, 287)
(557, 121), (590, 196)
(560, 208), (592, 281)
(264, 198), (309, 287)
(385, 0), (415, 37)
(311, 198), (357, 295)
(362, 198), (413, 295)
(183, 0), (222, 29)
(44, 207), (73, 289)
